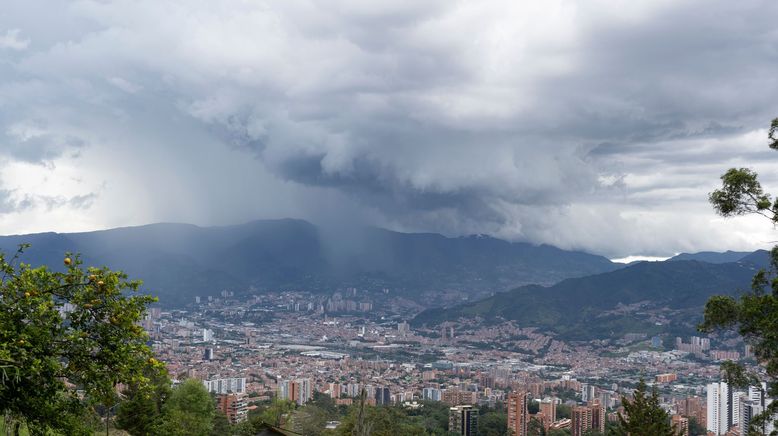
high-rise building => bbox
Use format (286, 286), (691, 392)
(374, 386), (391, 405)
(278, 378), (313, 405)
(507, 392), (529, 436)
(677, 396), (706, 428)
(738, 398), (762, 436)
(707, 381), (732, 435)
(203, 377), (246, 394)
(671, 414), (689, 436)
(589, 400), (606, 433)
(449, 405), (478, 436)
(423, 387), (442, 402)
(571, 406), (593, 436)
(581, 384), (596, 402)
(539, 398), (557, 424)
(216, 393), (248, 424)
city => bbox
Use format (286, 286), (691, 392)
(140, 288), (774, 435)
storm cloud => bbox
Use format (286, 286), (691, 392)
(1, 0), (777, 257)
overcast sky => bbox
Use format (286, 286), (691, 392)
(1, 0), (777, 258)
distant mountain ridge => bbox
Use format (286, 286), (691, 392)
(669, 250), (751, 263)
(412, 255), (768, 339)
(0, 219), (619, 305)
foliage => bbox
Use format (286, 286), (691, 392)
(478, 411), (507, 436)
(156, 379), (215, 436)
(257, 398), (296, 427)
(210, 411), (231, 436)
(290, 405), (330, 436)
(0, 248), (160, 435)
(610, 379), (674, 436)
(556, 404), (571, 420)
(115, 365), (171, 435)
(687, 417), (706, 436)
(703, 117), (778, 434)
(329, 404), (426, 436)
(528, 416), (545, 436)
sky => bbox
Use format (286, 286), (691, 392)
(1, 0), (777, 258)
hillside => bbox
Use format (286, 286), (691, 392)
(412, 257), (765, 339)
(669, 250), (751, 263)
(0, 220), (619, 306)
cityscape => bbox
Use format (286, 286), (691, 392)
(137, 287), (774, 435)
(1, 1), (778, 435)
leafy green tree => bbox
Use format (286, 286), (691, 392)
(333, 404), (426, 436)
(527, 415), (546, 436)
(116, 365), (172, 435)
(478, 411), (507, 436)
(258, 398), (296, 427)
(556, 404), (571, 420)
(0, 248), (160, 435)
(156, 379), (215, 436)
(290, 404), (329, 436)
(210, 411), (231, 436)
(687, 417), (706, 436)
(610, 379), (674, 436)
(704, 117), (778, 433)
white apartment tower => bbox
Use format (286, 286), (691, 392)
(707, 382), (731, 435)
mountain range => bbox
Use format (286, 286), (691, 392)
(0, 219), (619, 305)
(412, 252), (769, 339)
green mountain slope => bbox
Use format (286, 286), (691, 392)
(0, 220), (618, 305)
(412, 258), (763, 339)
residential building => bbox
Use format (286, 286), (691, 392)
(507, 391), (529, 436)
(449, 405), (478, 436)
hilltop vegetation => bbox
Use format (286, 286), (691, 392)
(413, 257), (763, 339)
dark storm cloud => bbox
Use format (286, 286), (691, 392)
(0, 0), (777, 256)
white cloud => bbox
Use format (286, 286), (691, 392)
(0, 0), (776, 257)
(0, 29), (29, 51)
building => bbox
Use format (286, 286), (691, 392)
(581, 384), (596, 402)
(216, 393), (248, 424)
(677, 396), (706, 428)
(571, 406), (593, 436)
(539, 398), (557, 425)
(203, 377), (246, 394)
(443, 389), (477, 406)
(507, 392), (529, 436)
(278, 378), (313, 405)
(589, 400), (606, 433)
(423, 387), (442, 402)
(671, 414), (689, 436)
(656, 373), (678, 383)
(738, 398), (762, 436)
(570, 401), (604, 436)
(707, 381), (732, 435)
(374, 386), (391, 405)
(449, 405), (478, 436)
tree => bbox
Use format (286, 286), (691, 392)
(156, 379), (215, 436)
(210, 411), (231, 436)
(610, 379), (674, 436)
(115, 365), (172, 435)
(478, 411), (507, 436)
(0, 248), (161, 435)
(687, 417), (706, 436)
(527, 416), (546, 436)
(704, 117), (778, 434)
